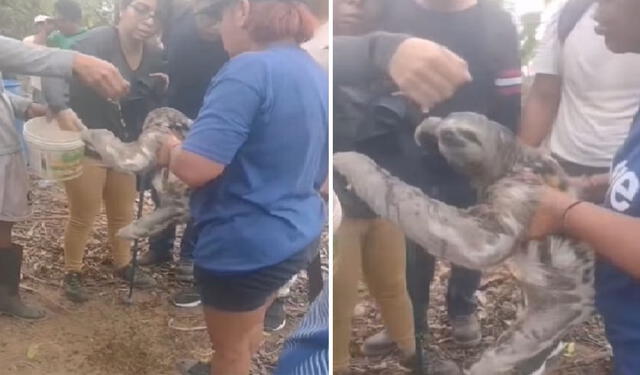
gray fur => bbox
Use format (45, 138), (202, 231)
(80, 107), (193, 240)
(334, 112), (595, 375)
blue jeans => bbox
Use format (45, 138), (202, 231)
(148, 188), (195, 261)
(596, 258), (640, 375)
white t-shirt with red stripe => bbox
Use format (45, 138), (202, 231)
(533, 4), (640, 168)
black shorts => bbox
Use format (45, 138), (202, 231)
(194, 238), (320, 312)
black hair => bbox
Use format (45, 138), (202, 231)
(54, 0), (83, 22)
(117, 0), (170, 27)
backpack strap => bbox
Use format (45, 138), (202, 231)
(557, 0), (595, 43)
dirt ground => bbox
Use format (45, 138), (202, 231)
(349, 266), (613, 374)
(0, 183), (327, 375)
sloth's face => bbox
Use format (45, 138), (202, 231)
(415, 112), (517, 184)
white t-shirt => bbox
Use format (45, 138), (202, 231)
(533, 4), (640, 168)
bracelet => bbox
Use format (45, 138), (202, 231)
(561, 200), (585, 233)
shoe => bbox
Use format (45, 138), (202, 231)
(0, 245), (46, 319)
(401, 350), (462, 375)
(137, 251), (172, 266)
(175, 259), (194, 282)
(114, 264), (157, 288)
(171, 286), (201, 308)
(264, 298), (286, 332)
(362, 329), (397, 356)
(450, 314), (482, 347)
(176, 359), (210, 375)
(63, 272), (90, 303)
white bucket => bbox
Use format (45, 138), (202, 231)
(23, 117), (85, 181)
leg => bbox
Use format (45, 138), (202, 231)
(203, 302), (270, 375)
(0, 221), (13, 249)
(145, 187), (176, 262)
(179, 219), (196, 261)
(334, 152), (528, 269)
(103, 168), (136, 269)
(406, 240), (436, 374)
(63, 162), (106, 273)
(332, 217), (365, 373)
(447, 266), (481, 318)
(307, 252), (324, 302)
(362, 219), (415, 356)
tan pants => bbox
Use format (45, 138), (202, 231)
(63, 161), (136, 272)
(333, 217), (415, 372)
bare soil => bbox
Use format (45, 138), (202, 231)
(0, 183), (326, 375)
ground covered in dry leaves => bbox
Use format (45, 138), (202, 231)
(349, 265), (613, 374)
(0, 183), (327, 375)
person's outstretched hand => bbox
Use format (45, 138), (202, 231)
(527, 186), (578, 240)
(388, 38), (472, 111)
(72, 53), (130, 101)
(156, 134), (182, 167)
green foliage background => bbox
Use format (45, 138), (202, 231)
(0, 0), (115, 39)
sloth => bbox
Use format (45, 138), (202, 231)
(79, 107), (193, 240)
(333, 112), (595, 375)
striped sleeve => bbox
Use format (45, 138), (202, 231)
(495, 68), (523, 97)
(274, 283), (329, 375)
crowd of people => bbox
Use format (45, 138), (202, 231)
(3, 0), (640, 374)
(333, 0), (640, 374)
(1, 0), (328, 374)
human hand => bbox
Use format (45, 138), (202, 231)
(388, 38), (472, 111)
(568, 174), (609, 203)
(527, 186), (578, 240)
(51, 108), (86, 132)
(25, 103), (48, 119)
(72, 53), (130, 100)
(150, 73), (170, 94)
(156, 134), (181, 167)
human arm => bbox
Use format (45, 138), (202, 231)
(528, 187), (640, 279)
(487, 11), (522, 132)
(518, 11), (562, 146)
(334, 33), (471, 110)
(162, 70), (261, 188)
(0, 35), (128, 102)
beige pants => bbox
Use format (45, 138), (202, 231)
(63, 161), (136, 272)
(333, 217), (415, 372)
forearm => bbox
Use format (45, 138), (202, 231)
(334, 32), (408, 86)
(563, 202), (640, 279)
(518, 75), (561, 147)
(6, 92), (32, 120)
(0, 36), (75, 79)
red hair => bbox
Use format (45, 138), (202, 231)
(245, 1), (319, 44)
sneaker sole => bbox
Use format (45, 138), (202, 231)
(173, 300), (201, 308)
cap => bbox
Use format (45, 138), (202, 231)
(34, 15), (51, 24)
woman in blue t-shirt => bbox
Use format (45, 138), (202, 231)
(528, 2), (640, 374)
(157, 1), (327, 374)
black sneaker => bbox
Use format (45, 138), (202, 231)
(63, 272), (89, 303)
(171, 287), (201, 308)
(264, 298), (286, 332)
(114, 265), (157, 288)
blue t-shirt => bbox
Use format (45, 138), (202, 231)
(182, 44), (328, 274)
(597, 109), (640, 375)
